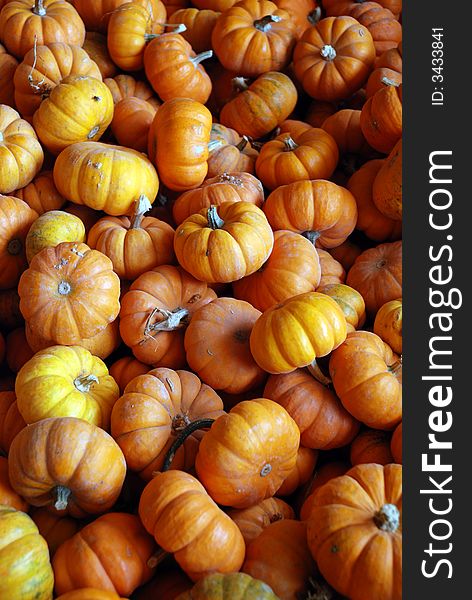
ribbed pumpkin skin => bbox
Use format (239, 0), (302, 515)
(55, 590), (127, 600)
(30, 508), (81, 557)
(0, 0), (86, 59)
(184, 297), (266, 394)
(110, 368), (225, 479)
(14, 171), (66, 215)
(176, 572), (279, 599)
(228, 497), (295, 544)
(195, 399), (300, 508)
(139, 470), (246, 581)
(329, 331), (402, 430)
(52, 513), (156, 596)
(83, 32), (118, 79)
(0, 390), (26, 454)
(0, 195), (38, 289)
(263, 179), (357, 249)
(232, 230), (322, 312)
(148, 98), (213, 192)
(0, 506), (54, 600)
(8, 417), (127, 518)
(360, 83), (402, 154)
(307, 463), (402, 600)
(0, 43), (18, 107)
(372, 138), (402, 220)
(250, 292), (347, 374)
(174, 202), (274, 284)
(18, 241), (121, 345)
(293, 16), (376, 101)
(211, 0), (297, 78)
(242, 519), (315, 600)
(0, 105), (44, 194)
(317, 282), (366, 332)
(15, 345), (119, 429)
(0, 455), (28, 511)
(373, 298), (402, 353)
(264, 369), (359, 450)
(220, 71), (297, 139)
(53, 142), (159, 216)
(348, 1), (402, 56)
(109, 357), (150, 393)
(350, 428), (394, 466)
(13, 43), (102, 121)
(168, 8), (220, 54)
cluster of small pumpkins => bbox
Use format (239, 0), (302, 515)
(0, 0), (402, 598)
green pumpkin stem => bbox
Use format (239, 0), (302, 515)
(307, 360), (332, 386)
(130, 195), (152, 229)
(54, 485), (72, 511)
(207, 206), (225, 229)
(162, 418), (215, 472)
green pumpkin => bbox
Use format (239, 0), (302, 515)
(176, 572), (279, 599)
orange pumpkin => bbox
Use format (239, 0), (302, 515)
(211, 0), (296, 77)
(322, 108), (371, 155)
(0, 105), (44, 194)
(87, 196), (176, 280)
(173, 171), (264, 226)
(293, 16), (376, 101)
(233, 230), (321, 312)
(366, 42), (402, 97)
(242, 519), (315, 599)
(13, 170), (65, 214)
(109, 356), (150, 393)
(5, 327), (34, 372)
(350, 428), (394, 465)
(70, 0), (163, 31)
(144, 33), (213, 104)
(228, 497), (295, 544)
(19, 242), (120, 345)
(299, 461), (350, 520)
(316, 282), (366, 332)
(273, 0), (320, 37)
(276, 446), (318, 496)
(373, 297), (402, 354)
(263, 179), (357, 248)
(307, 463), (402, 600)
(184, 297), (266, 394)
(360, 81), (402, 154)
(139, 469), (246, 580)
(111, 367), (225, 479)
(174, 202), (274, 284)
(119, 265), (216, 366)
(0, 455), (28, 511)
(329, 330), (402, 429)
(346, 240), (402, 314)
(348, 1), (402, 56)
(316, 248), (346, 288)
(372, 137), (402, 220)
(8, 416), (127, 517)
(30, 507), (81, 557)
(104, 72), (159, 105)
(52, 512), (156, 596)
(148, 98), (213, 191)
(195, 398), (300, 508)
(13, 42), (102, 121)
(0, 390), (26, 455)
(0, 43), (17, 106)
(328, 239), (363, 271)
(264, 369), (359, 449)
(255, 128), (339, 189)
(220, 71), (297, 139)
(111, 97), (158, 153)
(206, 127), (258, 178)
(347, 158), (402, 241)
(0, 0), (85, 59)
(83, 32), (118, 79)
(168, 7), (220, 53)
(0, 195), (38, 289)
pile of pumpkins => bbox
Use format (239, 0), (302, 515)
(0, 0), (402, 598)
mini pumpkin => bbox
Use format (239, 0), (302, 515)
(168, 7), (220, 53)
(25, 210), (86, 263)
(360, 81), (402, 154)
(348, 1), (402, 56)
(195, 398), (300, 508)
(316, 282), (366, 332)
(372, 137), (402, 220)
(83, 31), (118, 79)
(0, 390), (26, 455)
(373, 297), (402, 354)
(0, 43), (17, 106)
(15, 345), (120, 429)
(350, 428), (394, 466)
(227, 497), (295, 544)
(176, 572), (278, 600)
(13, 170), (65, 214)
(110, 96), (157, 153)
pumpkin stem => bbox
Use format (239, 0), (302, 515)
(207, 206), (225, 229)
(57, 281), (72, 296)
(7, 239), (22, 256)
(172, 413), (192, 432)
(305, 577), (336, 600)
(307, 360), (332, 386)
(162, 418), (215, 472)
(54, 485), (72, 511)
(302, 230), (321, 245)
(33, 0), (46, 16)
(130, 195), (152, 229)
(320, 45), (337, 61)
(191, 49), (213, 66)
(235, 135), (250, 152)
(307, 7), (322, 26)
(388, 358), (402, 376)
(156, 190), (168, 207)
(253, 14), (282, 32)
(282, 135), (299, 151)
(145, 23), (186, 39)
(232, 76), (250, 93)
(74, 373), (99, 393)
(145, 307), (190, 334)
(374, 503), (400, 532)
(147, 548), (169, 569)
(381, 76), (401, 87)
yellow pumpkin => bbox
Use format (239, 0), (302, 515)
(25, 210), (86, 263)
(374, 298), (402, 354)
(15, 345), (120, 430)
